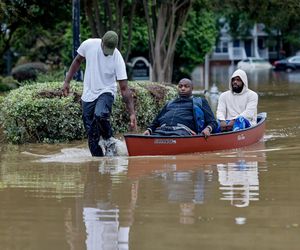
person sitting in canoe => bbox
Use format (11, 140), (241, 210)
(143, 78), (218, 138)
(216, 69), (258, 132)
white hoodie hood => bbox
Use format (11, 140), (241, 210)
(229, 69), (248, 94)
(216, 69), (258, 125)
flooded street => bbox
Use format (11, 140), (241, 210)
(1, 67), (300, 250)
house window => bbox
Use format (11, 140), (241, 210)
(258, 38), (265, 49)
(233, 40), (240, 47)
(215, 40), (228, 53)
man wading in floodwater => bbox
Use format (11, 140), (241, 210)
(63, 30), (137, 157)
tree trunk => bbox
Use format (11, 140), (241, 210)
(143, 0), (192, 83)
(93, 0), (103, 36)
(83, 0), (128, 50)
(115, 0), (125, 50)
(83, 0), (98, 37)
(124, 0), (137, 63)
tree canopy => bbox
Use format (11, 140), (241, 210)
(1, 0), (300, 82)
(0, 0), (71, 74)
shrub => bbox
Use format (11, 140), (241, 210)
(0, 76), (19, 92)
(36, 69), (65, 83)
(0, 81), (84, 143)
(0, 83), (11, 92)
(11, 62), (48, 82)
(0, 81), (177, 144)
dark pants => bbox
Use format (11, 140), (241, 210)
(82, 93), (114, 156)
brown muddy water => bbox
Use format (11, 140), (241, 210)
(1, 67), (300, 250)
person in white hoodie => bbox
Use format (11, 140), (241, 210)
(216, 69), (258, 132)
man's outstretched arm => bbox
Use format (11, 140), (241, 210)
(63, 54), (84, 96)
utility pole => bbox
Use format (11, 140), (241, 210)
(204, 53), (210, 91)
(72, 0), (82, 81)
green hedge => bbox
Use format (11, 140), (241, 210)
(0, 81), (177, 144)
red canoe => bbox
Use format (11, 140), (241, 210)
(124, 112), (267, 156)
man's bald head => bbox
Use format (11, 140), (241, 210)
(178, 78), (193, 97)
(179, 78), (193, 86)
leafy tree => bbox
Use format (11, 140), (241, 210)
(175, 3), (217, 79)
(81, 0), (197, 83)
(122, 16), (149, 62)
(258, 0), (300, 55)
(0, 0), (71, 75)
(142, 0), (193, 83)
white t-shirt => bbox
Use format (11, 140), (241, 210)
(77, 38), (127, 102)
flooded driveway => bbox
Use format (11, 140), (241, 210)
(1, 67), (300, 250)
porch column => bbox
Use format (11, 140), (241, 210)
(253, 23), (260, 58)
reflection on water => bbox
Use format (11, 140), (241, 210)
(216, 143), (267, 210)
(82, 162), (138, 250)
(76, 145), (268, 249)
(83, 207), (130, 250)
(0, 138), (299, 249)
(218, 160), (260, 207)
(0, 161), (85, 198)
(82, 178), (139, 250)
(155, 165), (213, 225)
(272, 70), (300, 84)
(1, 66), (300, 249)
(157, 169), (206, 204)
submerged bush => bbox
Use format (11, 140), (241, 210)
(0, 81), (177, 144)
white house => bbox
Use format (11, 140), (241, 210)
(211, 21), (279, 63)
